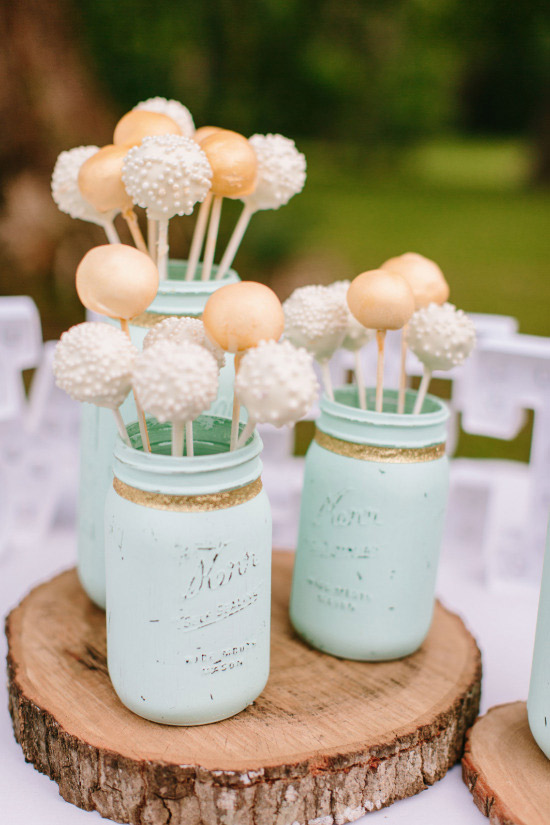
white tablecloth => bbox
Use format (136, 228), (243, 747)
(0, 530), (539, 825)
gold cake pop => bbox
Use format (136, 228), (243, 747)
(380, 252), (449, 309)
(78, 145), (148, 254)
(194, 126), (225, 144)
(195, 131), (258, 282)
(76, 244), (159, 320)
(113, 110), (181, 147)
(347, 269), (415, 413)
(203, 280), (284, 449)
(380, 252), (449, 413)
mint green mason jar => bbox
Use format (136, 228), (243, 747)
(78, 262), (240, 609)
(105, 416), (272, 725)
(290, 387), (449, 661)
(528, 519), (550, 758)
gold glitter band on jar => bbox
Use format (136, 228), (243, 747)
(129, 312), (198, 328)
(113, 476), (262, 511)
(314, 429), (446, 463)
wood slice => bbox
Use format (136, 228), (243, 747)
(7, 551), (481, 825)
(462, 702), (550, 825)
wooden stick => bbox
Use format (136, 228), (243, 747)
(397, 325), (408, 414)
(122, 208), (149, 255)
(119, 318), (150, 453)
(375, 329), (386, 413)
(156, 218), (169, 281)
(320, 360), (334, 401)
(230, 352), (242, 451)
(172, 420), (184, 457)
(201, 194), (223, 281)
(236, 418), (255, 449)
(413, 367), (432, 415)
(354, 349), (367, 410)
(216, 203), (253, 281)
(185, 421), (194, 457)
(103, 220), (120, 245)
(112, 408), (131, 447)
(186, 193), (212, 281)
(147, 218), (158, 264)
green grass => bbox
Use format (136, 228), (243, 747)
(259, 137), (550, 337)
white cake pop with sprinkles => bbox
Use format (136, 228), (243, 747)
(236, 339), (318, 427)
(143, 316), (225, 368)
(329, 280), (375, 350)
(53, 322), (137, 408)
(406, 302), (476, 372)
(132, 340), (218, 424)
(283, 285), (348, 361)
(134, 97), (195, 138)
(52, 146), (118, 227)
(244, 134), (306, 212)
(122, 135), (212, 220)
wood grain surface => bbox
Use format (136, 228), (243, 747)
(462, 701), (550, 825)
(7, 550), (481, 825)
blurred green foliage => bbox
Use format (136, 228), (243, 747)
(80, 0), (550, 144)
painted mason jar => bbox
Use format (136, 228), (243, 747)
(528, 518), (550, 758)
(105, 416), (272, 725)
(78, 262), (240, 609)
(290, 386), (449, 661)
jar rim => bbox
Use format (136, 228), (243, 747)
(322, 387), (449, 429)
(115, 416), (262, 476)
(161, 259), (239, 295)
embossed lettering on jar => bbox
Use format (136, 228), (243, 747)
(290, 387), (450, 661)
(104, 416), (271, 725)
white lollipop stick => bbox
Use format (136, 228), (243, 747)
(413, 368), (432, 415)
(236, 417), (256, 449)
(320, 360), (334, 401)
(103, 220), (120, 245)
(186, 193), (212, 281)
(120, 318), (151, 452)
(375, 330), (386, 413)
(113, 408), (131, 447)
(122, 207), (149, 255)
(216, 203), (254, 281)
(147, 218), (158, 263)
(354, 350), (367, 410)
(230, 352), (243, 451)
(157, 218), (169, 281)
(397, 326), (408, 414)
(185, 421), (194, 457)
(201, 195), (223, 281)
(172, 420), (184, 456)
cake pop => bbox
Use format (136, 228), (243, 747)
(76, 244), (159, 451)
(53, 322), (137, 446)
(381, 252), (450, 413)
(77, 145), (148, 254)
(347, 269), (415, 413)
(203, 281), (285, 449)
(216, 134), (306, 281)
(143, 316), (225, 369)
(329, 280), (375, 410)
(406, 302), (476, 414)
(133, 97), (195, 138)
(194, 126), (225, 144)
(195, 131), (258, 281)
(132, 340), (218, 456)
(51, 146), (120, 243)
(283, 285), (348, 400)
(113, 110), (181, 147)
(235, 340), (318, 448)
(122, 135), (212, 279)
